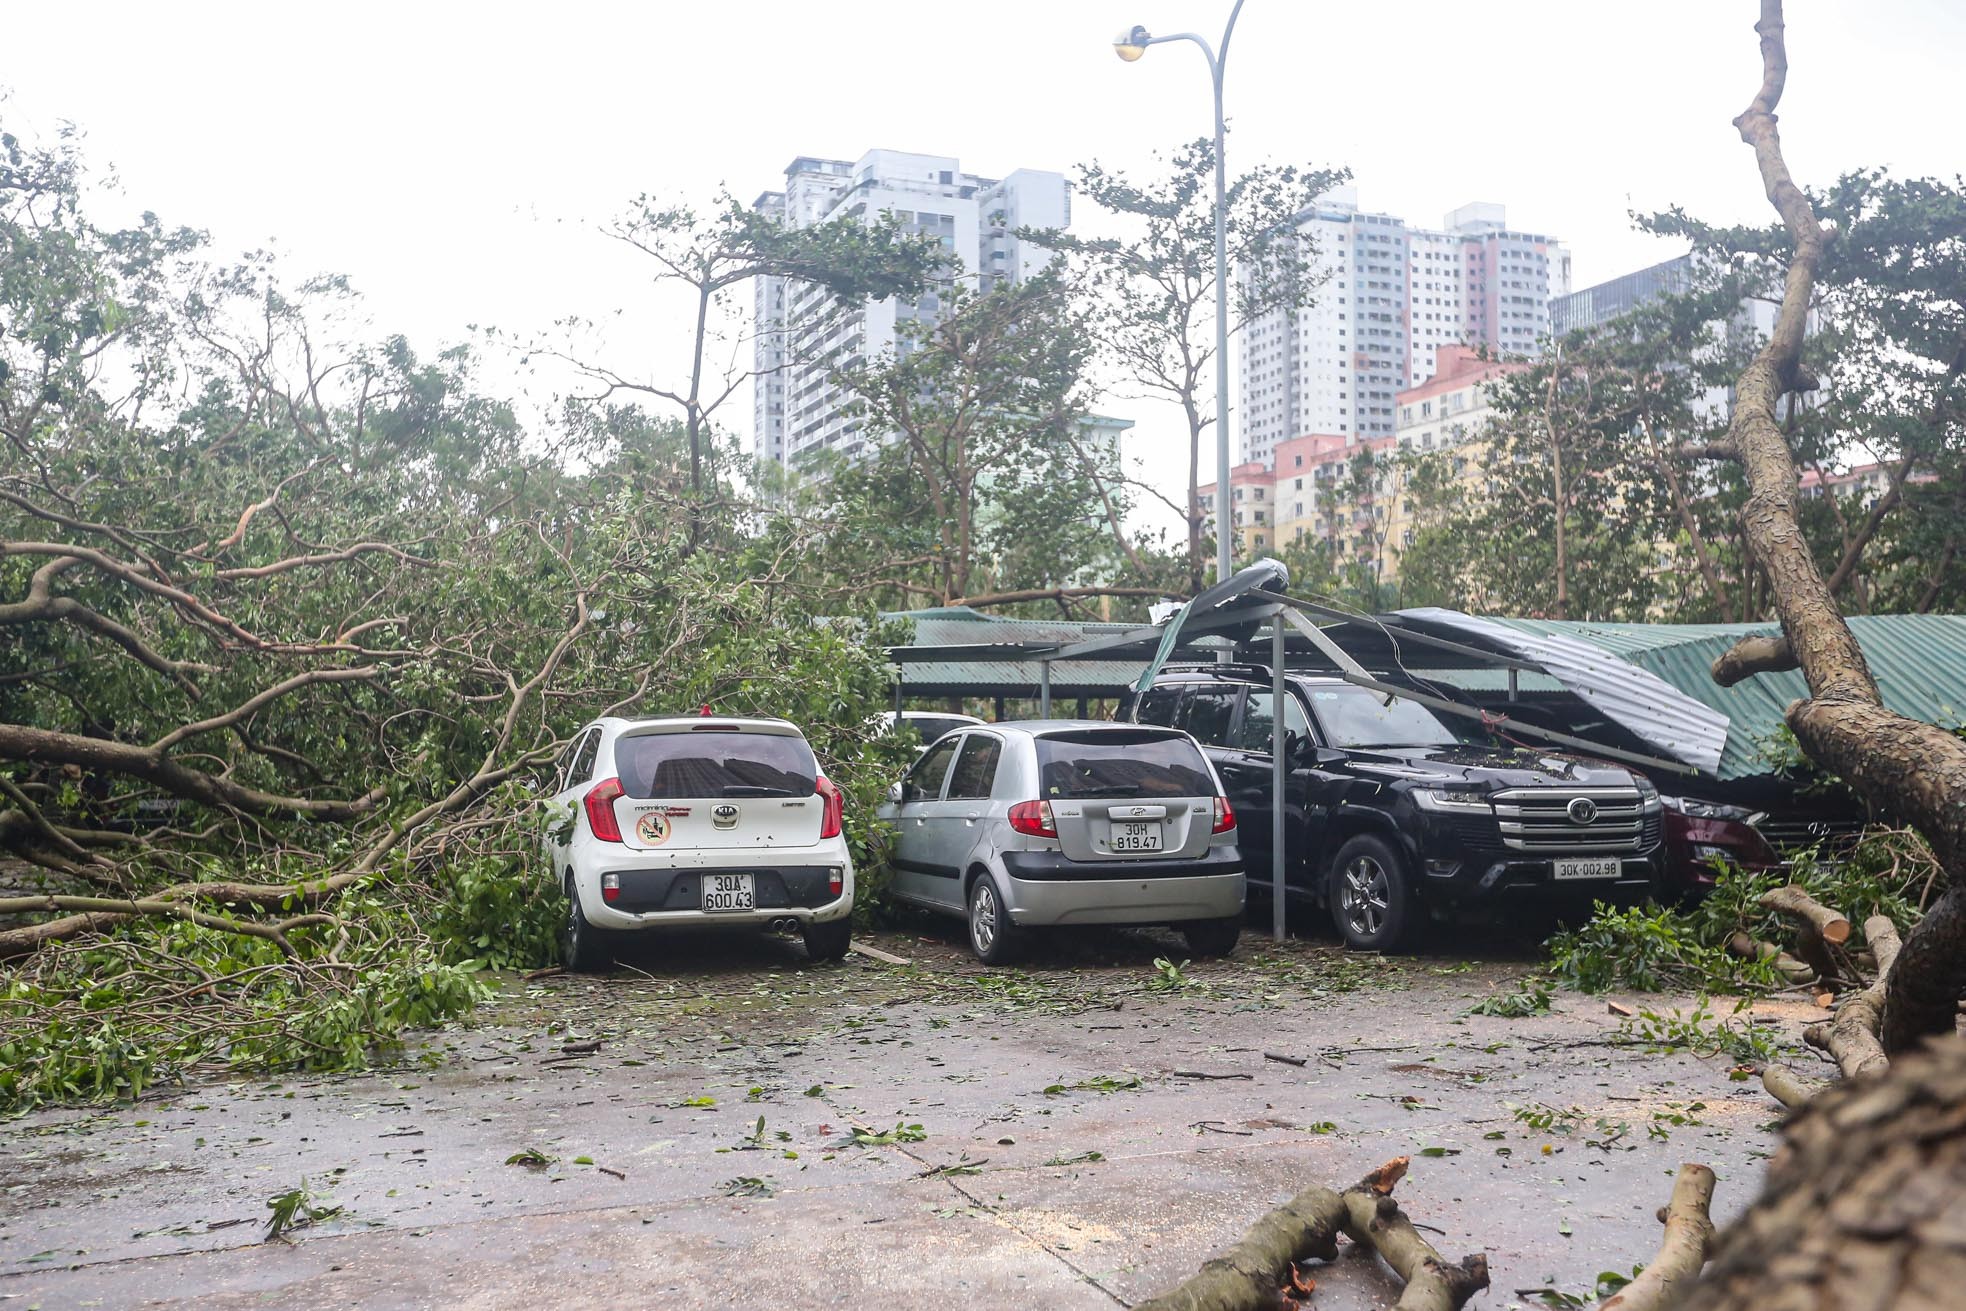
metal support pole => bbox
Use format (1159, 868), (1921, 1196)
(1038, 661), (1053, 718)
(1508, 667), (1520, 703)
(892, 675), (903, 716)
(1270, 617), (1287, 942)
(1211, 49), (1232, 585)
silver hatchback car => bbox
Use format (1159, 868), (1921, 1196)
(877, 721), (1245, 963)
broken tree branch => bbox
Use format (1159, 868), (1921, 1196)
(1820, 914), (1902, 1080)
(0, 894), (334, 957)
(1599, 1162), (1717, 1311)
(1137, 1157), (1486, 1311)
(1710, 633), (1795, 687)
(1725, 932), (1818, 986)
(1759, 1063), (1826, 1109)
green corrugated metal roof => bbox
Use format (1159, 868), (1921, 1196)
(1485, 615), (1966, 779)
(882, 607), (1152, 694)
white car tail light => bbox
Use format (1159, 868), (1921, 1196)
(815, 776), (844, 839)
(585, 778), (625, 843)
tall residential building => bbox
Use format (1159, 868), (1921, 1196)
(1236, 188), (1569, 467)
(751, 150), (1070, 470)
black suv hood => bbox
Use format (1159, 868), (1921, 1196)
(1339, 742), (1637, 790)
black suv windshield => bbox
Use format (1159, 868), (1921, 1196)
(1036, 730), (1214, 799)
(1304, 685), (1458, 748)
(615, 730), (817, 799)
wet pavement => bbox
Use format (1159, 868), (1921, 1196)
(0, 924), (1807, 1310)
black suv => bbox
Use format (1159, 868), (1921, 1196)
(1127, 665), (1664, 950)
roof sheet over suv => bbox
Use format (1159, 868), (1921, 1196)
(1396, 609), (1730, 775)
(1406, 612), (1966, 781)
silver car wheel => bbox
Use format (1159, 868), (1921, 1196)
(970, 881), (998, 955)
(1340, 856), (1391, 939)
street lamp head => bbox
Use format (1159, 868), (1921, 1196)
(1113, 25), (1151, 61)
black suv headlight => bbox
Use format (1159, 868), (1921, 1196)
(1634, 776), (1662, 813)
(1411, 788), (1493, 812)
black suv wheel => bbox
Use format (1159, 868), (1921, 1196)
(1328, 834), (1412, 952)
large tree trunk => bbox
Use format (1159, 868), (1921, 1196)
(1673, 1034), (1966, 1311)
(1701, 0), (1966, 1056)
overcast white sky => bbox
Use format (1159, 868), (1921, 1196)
(6, 1), (1962, 536)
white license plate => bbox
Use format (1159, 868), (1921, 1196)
(1553, 857), (1621, 881)
(702, 872), (755, 911)
(1111, 822), (1162, 853)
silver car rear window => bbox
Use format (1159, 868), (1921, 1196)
(1035, 731), (1213, 800)
(615, 731), (817, 799)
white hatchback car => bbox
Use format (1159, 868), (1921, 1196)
(542, 715), (855, 969)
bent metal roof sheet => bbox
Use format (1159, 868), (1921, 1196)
(1450, 613), (1966, 781)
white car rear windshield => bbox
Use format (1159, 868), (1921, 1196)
(616, 731), (817, 799)
(1036, 730), (1214, 800)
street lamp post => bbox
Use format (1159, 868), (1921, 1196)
(1115, 0), (1248, 586)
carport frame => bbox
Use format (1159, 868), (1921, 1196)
(884, 564), (1697, 943)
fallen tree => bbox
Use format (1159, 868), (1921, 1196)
(1685, 0), (1966, 1062)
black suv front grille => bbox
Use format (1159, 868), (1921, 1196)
(1491, 788), (1647, 853)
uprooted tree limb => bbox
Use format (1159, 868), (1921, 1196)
(1136, 1156), (1488, 1311)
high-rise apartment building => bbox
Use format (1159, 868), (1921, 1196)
(751, 150), (1069, 470)
(1236, 188), (1569, 466)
